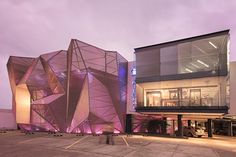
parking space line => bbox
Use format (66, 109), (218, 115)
(18, 137), (40, 144)
(121, 136), (129, 147)
(65, 136), (88, 149)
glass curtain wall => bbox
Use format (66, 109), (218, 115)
(135, 33), (229, 108)
(136, 76), (227, 108)
(160, 35), (228, 76)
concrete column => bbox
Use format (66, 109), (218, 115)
(207, 119), (213, 137)
(162, 117), (167, 134)
(172, 120), (175, 135)
(177, 115), (183, 137)
(228, 121), (233, 136)
(125, 114), (132, 134)
(188, 120), (191, 127)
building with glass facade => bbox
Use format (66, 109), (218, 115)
(127, 30), (232, 137)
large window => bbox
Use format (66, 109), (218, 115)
(136, 76), (227, 108)
(135, 32), (229, 109)
(135, 33), (229, 79)
(144, 86), (219, 107)
(160, 35), (228, 75)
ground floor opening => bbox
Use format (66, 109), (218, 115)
(126, 113), (236, 138)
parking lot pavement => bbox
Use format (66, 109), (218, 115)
(0, 131), (236, 157)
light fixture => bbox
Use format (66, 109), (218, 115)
(190, 63), (200, 68)
(209, 41), (217, 49)
(185, 68), (193, 73)
(193, 45), (207, 54)
(197, 60), (209, 68)
(114, 130), (120, 134)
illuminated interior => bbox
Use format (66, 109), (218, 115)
(135, 31), (229, 110)
(15, 84), (31, 124)
(136, 76), (227, 107)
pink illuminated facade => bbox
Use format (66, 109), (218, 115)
(7, 39), (128, 134)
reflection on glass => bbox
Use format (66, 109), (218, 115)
(160, 35), (228, 76)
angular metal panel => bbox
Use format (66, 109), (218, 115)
(7, 39), (128, 134)
(69, 75), (89, 132)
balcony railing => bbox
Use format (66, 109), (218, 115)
(135, 105), (229, 113)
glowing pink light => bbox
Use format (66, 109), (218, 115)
(114, 130), (120, 134)
(96, 131), (102, 134)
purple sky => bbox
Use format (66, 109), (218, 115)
(1, 0), (236, 109)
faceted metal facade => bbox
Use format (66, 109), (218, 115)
(7, 39), (128, 134)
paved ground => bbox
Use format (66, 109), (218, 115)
(0, 131), (236, 157)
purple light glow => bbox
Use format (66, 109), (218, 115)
(7, 39), (128, 134)
(113, 130), (120, 134)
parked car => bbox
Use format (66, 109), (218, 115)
(183, 126), (205, 137)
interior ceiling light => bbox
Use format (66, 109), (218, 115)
(185, 68), (193, 73)
(190, 63), (200, 68)
(193, 45), (207, 54)
(209, 41), (218, 49)
(197, 60), (209, 68)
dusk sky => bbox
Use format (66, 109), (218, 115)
(1, 0), (236, 109)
